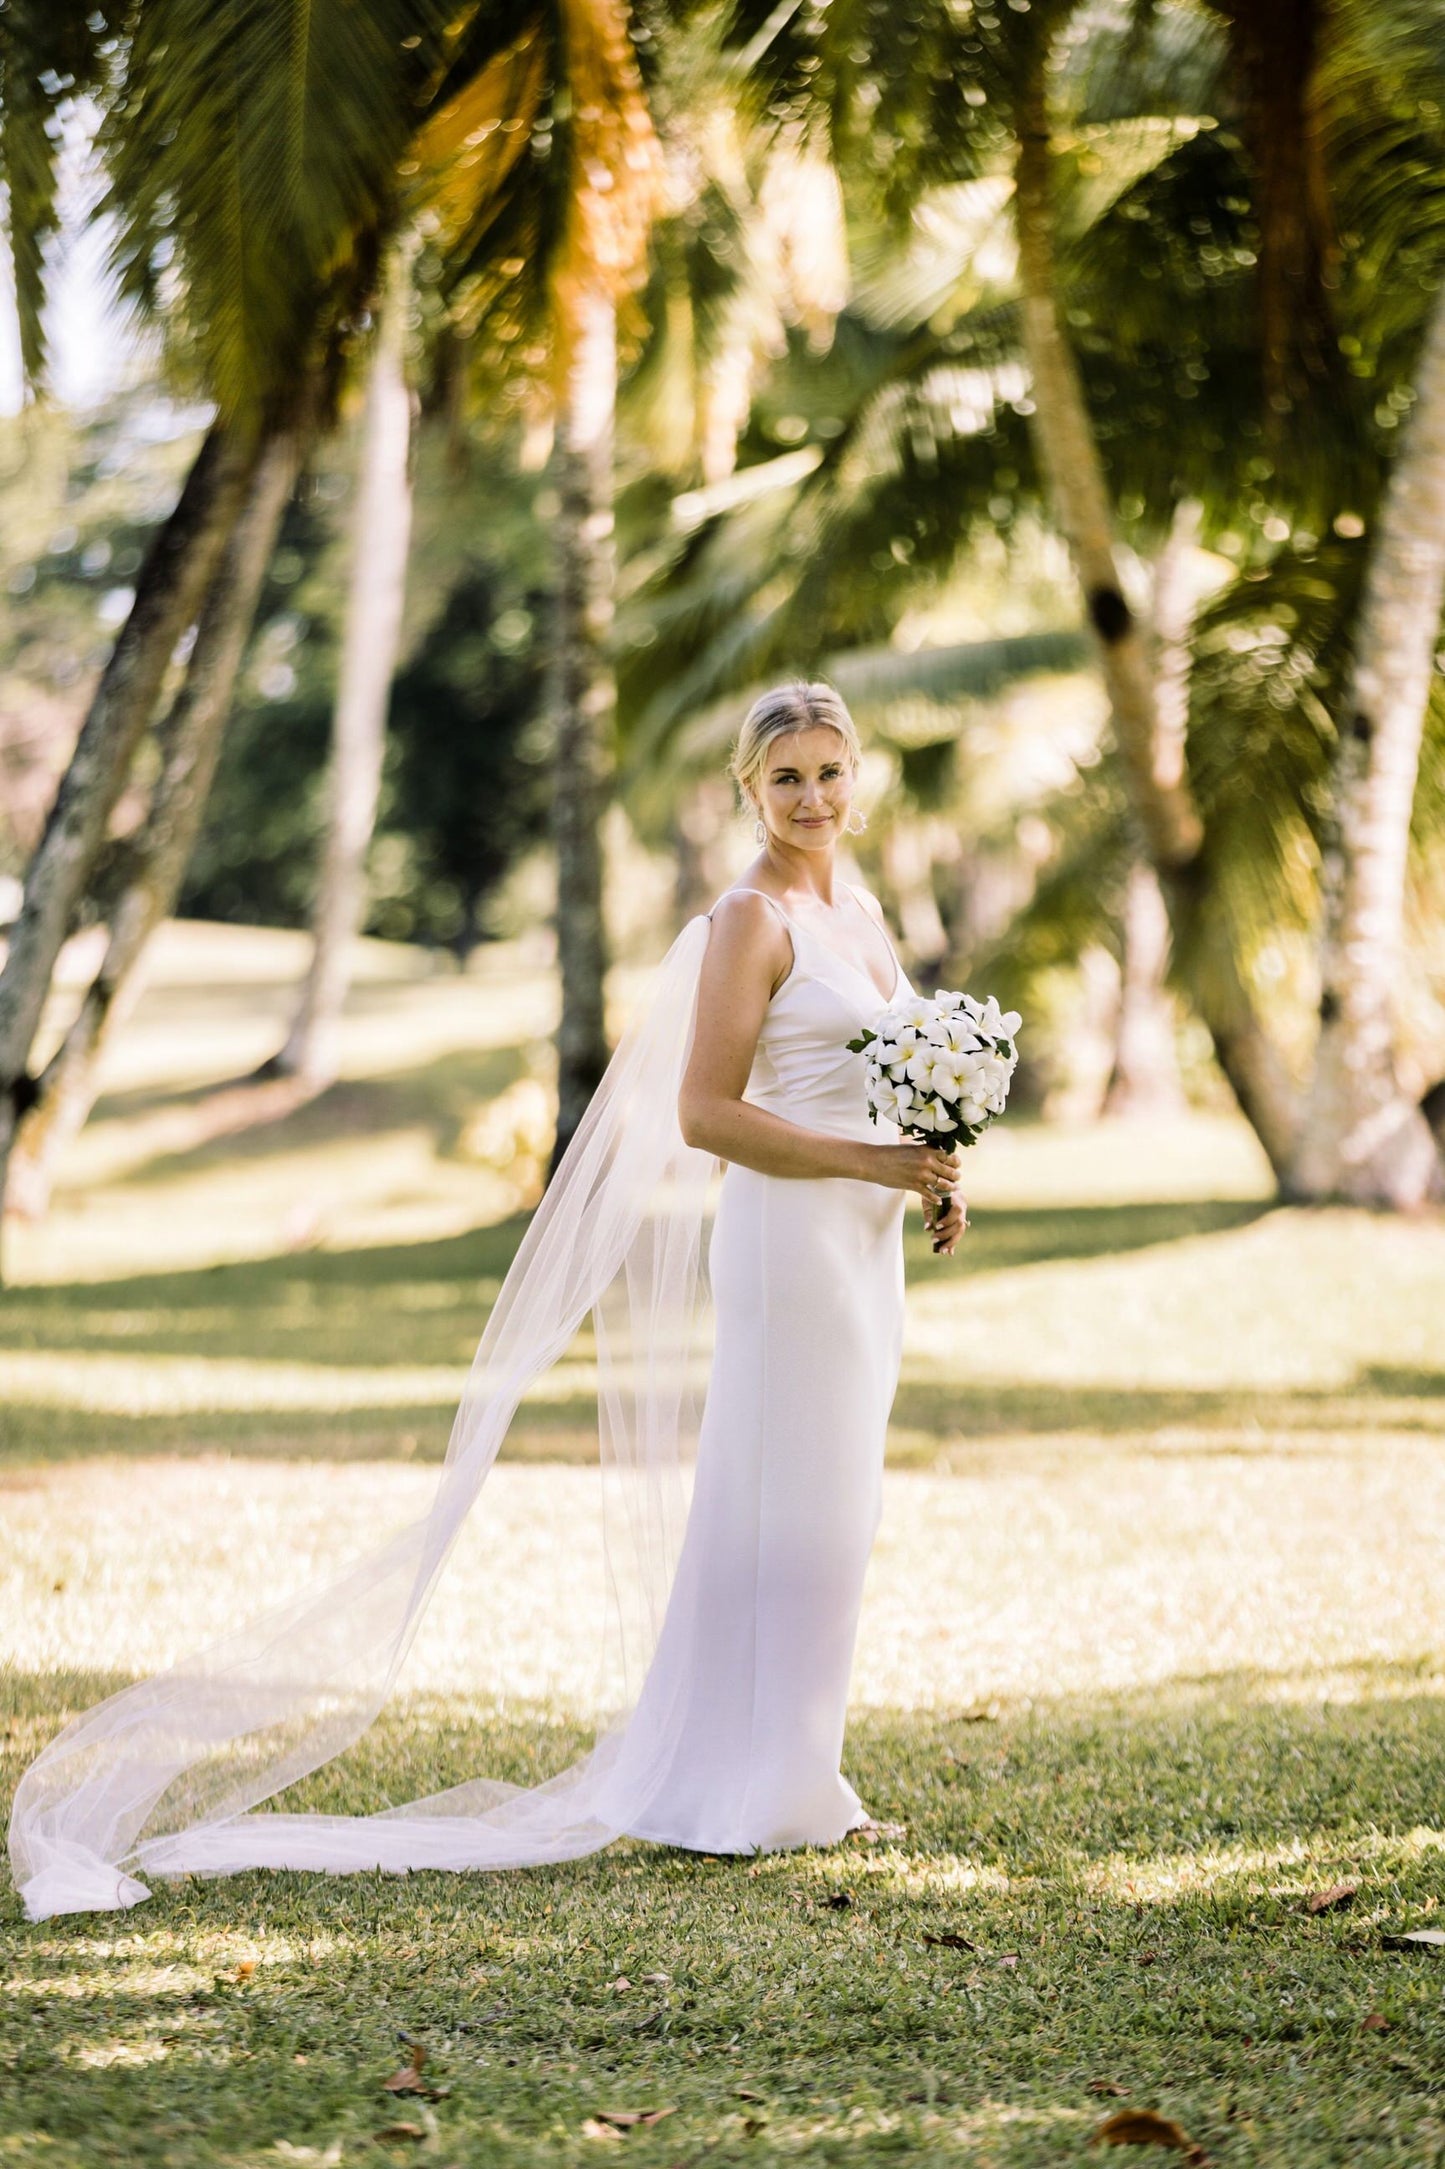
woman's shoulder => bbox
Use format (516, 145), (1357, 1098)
(709, 883), (788, 930)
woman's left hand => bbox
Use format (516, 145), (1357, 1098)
(928, 1186), (968, 1256)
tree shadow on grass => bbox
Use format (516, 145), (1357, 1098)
(70, 1044), (534, 1195)
(3, 1198), (1270, 1364)
(2, 1662), (1442, 2168)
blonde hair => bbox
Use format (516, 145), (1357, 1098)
(728, 679), (862, 810)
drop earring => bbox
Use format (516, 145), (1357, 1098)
(755, 819), (766, 844)
(846, 808), (868, 835)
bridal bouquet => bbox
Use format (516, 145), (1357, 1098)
(846, 990), (1022, 1151)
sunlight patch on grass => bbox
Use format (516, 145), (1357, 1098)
(6, 1447), (1444, 1714)
(0, 1351), (473, 1415)
(904, 1207), (1445, 1393)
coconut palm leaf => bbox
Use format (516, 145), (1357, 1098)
(0, 4), (115, 387)
(102, 0), (452, 422)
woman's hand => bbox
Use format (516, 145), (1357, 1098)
(928, 1185), (968, 1256)
(867, 1141), (960, 1205)
(863, 1142), (968, 1254)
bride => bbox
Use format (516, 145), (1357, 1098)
(9, 679), (965, 1921)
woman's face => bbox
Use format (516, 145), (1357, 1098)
(752, 726), (856, 851)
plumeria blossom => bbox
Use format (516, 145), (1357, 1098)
(845, 986), (1024, 1152)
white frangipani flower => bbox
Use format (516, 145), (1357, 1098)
(856, 985), (1022, 1147)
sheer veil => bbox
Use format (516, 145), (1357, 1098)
(10, 914), (719, 1922)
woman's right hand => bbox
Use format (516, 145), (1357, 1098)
(864, 1140), (960, 1205)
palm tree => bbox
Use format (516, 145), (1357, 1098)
(271, 237), (418, 1090)
(412, 0), (665, 1168)
(9, 424), (309, 1215)
(728, 0), (1445, 1196)
(0, 0), (456, 1256)
(1286, 284), (1445, 1204)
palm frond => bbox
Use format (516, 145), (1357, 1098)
(0, 2), (114, 388)
(102, 0), (449, 421)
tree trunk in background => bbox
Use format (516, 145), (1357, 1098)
(1012, 60), (1300, 1180)
(1103, 859), (1184, 1115)
(0, 420), (256, 1264)
(273, 246), (415, 1089)
(9, 428), (304, 1218)
(1287, 289), (1445, 1205)
(882, 818), (948, 980)
(1103, 502), (1199, 1116)
(548, 289), (618, 1177)
(673, 775), (736, 927)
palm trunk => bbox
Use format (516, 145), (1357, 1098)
(1104, 503), (1199, 1117)
(1012, 61), (1299, 1179)
(548, 288), (618, 1176)
(1103, 858), (1184, 1116)
(274, 246), (415, 1089)
(0, 420), (255, 1262)
(9, 428), (304, 1218)
(1287, 288), (1445, 1206)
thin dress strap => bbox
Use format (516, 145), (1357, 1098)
(707, 888), (795, 930)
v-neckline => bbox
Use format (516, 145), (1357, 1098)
(772, 893), (903, 1007)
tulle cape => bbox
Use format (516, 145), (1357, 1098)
(10, 915), (718, 1921)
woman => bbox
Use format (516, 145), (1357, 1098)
(9, 680), (964, 1920)
(602, 681), (965, 1852)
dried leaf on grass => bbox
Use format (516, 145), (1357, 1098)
(586, 2107), (677, 2131)
(1090, 2107), (1211, 2163)
(235, 1960), (257, 1980)
(824, 1890), (853, 1910)
(1383, 1928), (1445, 1949)
(923, 1931), (976, 1952)
(1088, 2079), (1129, 2097)
(382, 2044), (432, 2097)
(381, 2042), (446, 2102)
(1360, 2012), (1390, 2032)
(1305, 1881), (1357, 1914)
(374, 2124), (426, 2145)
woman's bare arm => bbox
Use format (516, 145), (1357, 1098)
(678, 891), (959, 1204)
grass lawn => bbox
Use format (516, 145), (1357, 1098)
(3, 922), (1445, 2167)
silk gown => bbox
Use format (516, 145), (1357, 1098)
(602, 887), (911, 1854)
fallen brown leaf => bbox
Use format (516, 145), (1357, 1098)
(996, 1953), (1019, 1968)
(581, 2120), (623, 2142)
(374, 2124), (426, 2145)
(824, 1890), (853, 1909)
(1090, 2107), (1210, 2163)
(1383, 1928), (1445, 1949)
(1306, 1882), (1358, 1914)
(235, 1960), (257, 1981)
(589, 2107), (677, 2130)
(923, 1931), (976, 1952)
(382, 2043), (435, 2097)
(1088, 2080), (1129, 2097)
(610, 1976), (633, 1993)
(1360, 2012), (1390, 2033)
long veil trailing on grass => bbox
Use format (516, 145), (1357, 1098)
(10, 916), (719, 1922)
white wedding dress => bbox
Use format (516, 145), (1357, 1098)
(606, 888), (909, 1852)
(10, 889), (911, 1918)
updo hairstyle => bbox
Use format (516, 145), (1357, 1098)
(728, 679), (862, 814)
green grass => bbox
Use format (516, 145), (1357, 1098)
(3, 921), (1445, 2165)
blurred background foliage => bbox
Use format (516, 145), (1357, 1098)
(2, 0), (1445, 1148)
